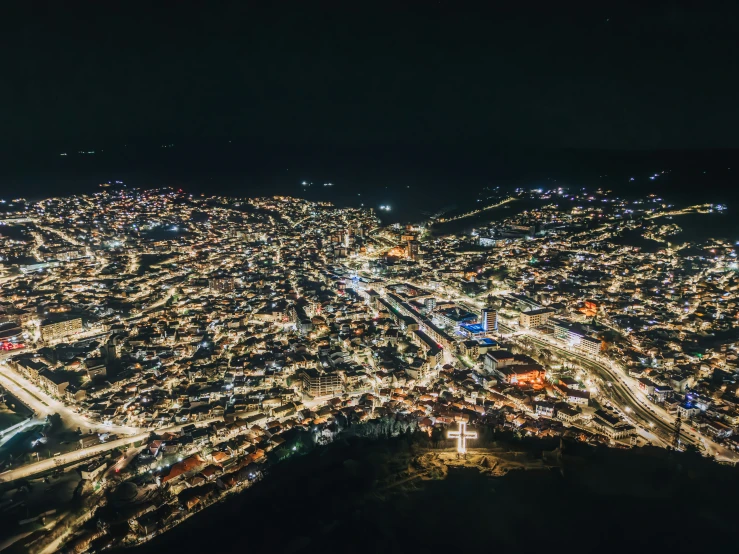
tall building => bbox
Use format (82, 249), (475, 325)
(406, 240), (420, 260)
(40, 318), (82, 342)
(481, 308), (497, 333)
(300, 368), (343, 397)
(552, 319), (601, 355)
(519, 308), (553, 329)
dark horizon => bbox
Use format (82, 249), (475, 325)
(3, 142), (738, 227)
(5, 2), (739, 155)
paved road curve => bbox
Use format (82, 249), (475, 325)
(507, 327), (738, 462)
(0, 417), (223, 483)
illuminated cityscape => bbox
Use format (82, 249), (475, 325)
(1, 182), (739, 550)
(4, 2), (739, 552)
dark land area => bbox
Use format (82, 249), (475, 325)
(130, 433), (739, 554)
(3, 145), (739, 228)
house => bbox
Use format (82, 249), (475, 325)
(637, 377), (657, 395)
(678, 401), (701, 420)
(535, 401), (555, 418)
(553, 384), (590, 406)
(704, 420), (733, 439)
(556, 405), (580, 423)
(592, 410), (636, 439)
(160, 455), (206, 485)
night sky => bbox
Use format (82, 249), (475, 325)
(4, 2), (739, 152)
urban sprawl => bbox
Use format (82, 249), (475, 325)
(1, 185), (738, 551)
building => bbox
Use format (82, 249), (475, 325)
(436, 306), (477, 330)
(592, 410), (636, 439)
(460, 337), (498, 360)
(483, 350), (544, 384)
(38, 369), (70, 396)
(519, 308), (553, 329)
(704, 420), (733, 439)
(459, 323), (486, 339)
(556, 405), (580, 423)
(495, 364), (545, 385)
(552, 320), (601, 356)
(411, 329), (443, 368)
(418, 318), (455, 352)
(483, 350), (516, 373)
(652, 385), (672, 403)
(209, 277), (235, 293)
(405, 240), (420, 260)
(581, 300), (598, 318)
(481, 308), (497, 333)
(535, 401), (555, 417)
(677, 401), (701, 419)
(40, 317), (82, 342)
(508, 293), (542, 313)
(554, 384), (590, 406)
(637, 377), (657, 396)
(289, 305), (314, 335)
(300, 368), (343, 397)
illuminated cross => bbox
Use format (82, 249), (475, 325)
(447, 421), (477, 455)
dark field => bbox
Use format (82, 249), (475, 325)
(131, 436), (739, 554)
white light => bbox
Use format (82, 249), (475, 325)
(447, 421), (476, 454)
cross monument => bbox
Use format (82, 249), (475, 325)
(447, 421), (477, 455)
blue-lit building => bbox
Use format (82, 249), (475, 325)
(459, 323), (486, 339)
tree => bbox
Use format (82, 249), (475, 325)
(431, 426), (444, 448)
(47, 413), (63, 431)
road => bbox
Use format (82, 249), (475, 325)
(434, 196), (515, 223)
(0, 360), (141, 435)
(523, 332), (675, 443)
(499, 321), (738, 462)
(0, 417), (223, 483)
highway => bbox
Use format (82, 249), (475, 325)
(499, 320), (738, 461)
(0, 417), (223, 483)
(524, 332), (675, 444)
(0, 360), (141, 435)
